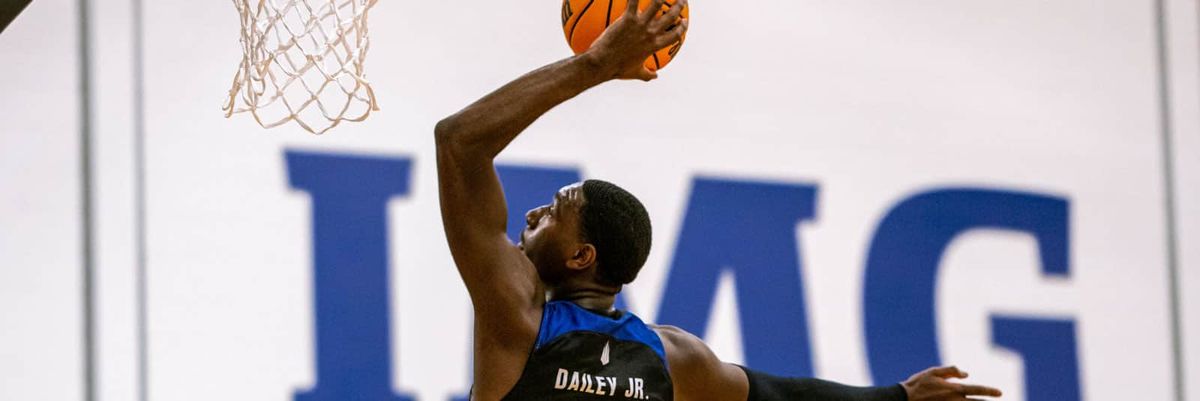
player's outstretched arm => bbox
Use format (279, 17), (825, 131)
(434, 0), (688, 312)
(654, 325), (1003, 401)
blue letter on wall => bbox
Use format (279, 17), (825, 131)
(657, 177), (818, 377)
(287, 150), (417, 401)
(863, 188), (1071, 389)
(992, 316), (1081, 401)
(496, 165), (583, 243)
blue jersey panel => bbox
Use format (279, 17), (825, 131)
(535, 301), (668, 365)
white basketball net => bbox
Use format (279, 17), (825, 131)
(224, 0), (379, 135)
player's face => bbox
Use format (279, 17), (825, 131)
(518, 183), (588, 284)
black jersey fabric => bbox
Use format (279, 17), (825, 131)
(501, 301), (673, 401)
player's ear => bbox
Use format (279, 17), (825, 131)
(566, 243), (597, 271)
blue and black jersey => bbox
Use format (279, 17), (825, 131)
(501, 301), (674, 401)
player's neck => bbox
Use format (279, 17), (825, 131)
(547, 286), (619, 312)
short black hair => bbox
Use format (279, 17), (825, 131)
(579, 179), (652, 286)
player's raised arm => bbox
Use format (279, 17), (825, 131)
(433, 0), (688, 311)
(654, 325), (1003, 401)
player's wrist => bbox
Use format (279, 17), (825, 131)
(577, 50), (623, 82)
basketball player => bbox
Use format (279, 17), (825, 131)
(435, 1), (1004, 400)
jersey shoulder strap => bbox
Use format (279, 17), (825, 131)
(536, 301), (668, 367)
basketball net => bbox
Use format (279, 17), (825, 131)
(224, 0), (379, 135)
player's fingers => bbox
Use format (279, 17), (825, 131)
(957, 384), (1003, 397)
(654, 0), (686, 27)
(652, 0), (691, 29)
(930, 365), (967, 379)
(625, 0), (641, 14)
(641, 0), (666, 22)
(654, 18), (687, 47)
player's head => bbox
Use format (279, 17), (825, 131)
(519, 179), (652, 289)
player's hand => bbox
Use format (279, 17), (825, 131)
(584, 0), (688, 81)
(902, 366), (1003, 401)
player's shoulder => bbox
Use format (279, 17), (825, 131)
(650, 325), (700, 346)
(651, 324), (749, 401)
(650, 324), (691, 341)
(649, 324), (712, 368)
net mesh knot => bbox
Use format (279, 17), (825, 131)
(224, 0), (379, 135)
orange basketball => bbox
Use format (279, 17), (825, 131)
(561, 0), (689, 72)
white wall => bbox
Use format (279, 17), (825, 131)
(1166, 0), (1200, 399)
(0, 0), (84, 400)
(1, 0), (1196, 400)
(88, 0), (140, 399)
(129, 0), (1175, 400)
